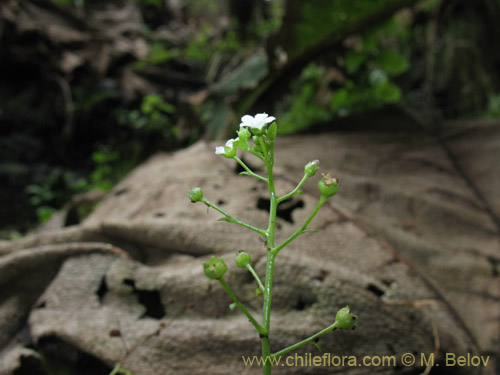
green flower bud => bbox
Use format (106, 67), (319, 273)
(318, 172), (338, 198)
(188, 187), (204, 202)
(235, 251), (251, 268)
(237, 127), (251, 141)
(304, 160), (319, 177)
(203, 256), (228, 280)
(335, 306), (358, 330)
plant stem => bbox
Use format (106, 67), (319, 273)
(201, 198), (267, 237)
(218, 277), (267, 335)
(109, 365), (121, 375)
(261, 149), (278, 375)
(234, 156), (268, 183)
(272, 321), (339, 358)
(246, 264), (265, 293)
(272, 195), (328, 255)
(277, 173), (309, 203)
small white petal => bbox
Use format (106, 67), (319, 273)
(240, 115), (255, 128)
(226, 137), (239, 148)
(215, 146), (225, 154)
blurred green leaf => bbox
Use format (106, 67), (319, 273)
(374, 49), (409, 75)
(345, 51), (367, 74)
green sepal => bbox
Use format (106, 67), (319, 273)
(255, 288), (262, 297)
(224, 146), (237, 158)
(233, 138), (249, 151)
(267, 122), (277, 141)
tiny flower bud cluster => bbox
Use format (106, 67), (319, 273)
(214, 113), (276, 158)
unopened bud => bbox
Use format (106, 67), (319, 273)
(335, 306), (358, 330)
(235, 251), (251, 268)
(203, 256), (228, 280)
(188, 187), (204, 202)
(304, 160), (319, 177)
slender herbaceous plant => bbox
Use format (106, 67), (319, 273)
(188, 113), (357, 375)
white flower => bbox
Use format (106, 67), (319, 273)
(239, 113), (276, 130)
(215, 137), (239, 155)
(225, 137), (238, 148)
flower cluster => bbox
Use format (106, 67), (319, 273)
(214, 113), (276, 158)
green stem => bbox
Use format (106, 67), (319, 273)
(261, 148), (277, 375)
(258, 137), (270, 161)
(272, 321), (339, 358)
(234, 156), (268, 183)
(201, 198), (267, 237)
(218, 277), (267, 335)
(248, 148), (265, 161)
(246, 264), (265, 293)
(272, 195), (328, 255)
(277, 173), (309, 203)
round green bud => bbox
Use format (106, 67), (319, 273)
(237, 127), (251, 141)
(304, 160), (319, 177)
(203, 256), (227, 280)
(334, 306), (358, 330)
(318, 172), (338, 198)
(235, 251), (251, 268)
(188, 187), (204, 202)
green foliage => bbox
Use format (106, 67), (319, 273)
(484, 93), (500, 118)
(136, 0), (161, 6)
(276, 63), (331, 134)
(290, 0), (414, 59)
(36, 206), (57, 224)
(134, 26), (242, 70)
(277, 15), (410, 132)
(24, 168), (70, 224)
(133, 42), (174, 69)
(73, 84), (114, 115)
(332, 18), (409, 116)
(23, 93), (176, 226)
(117, 94), (176, 140)
(53, 0), (84, 8)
